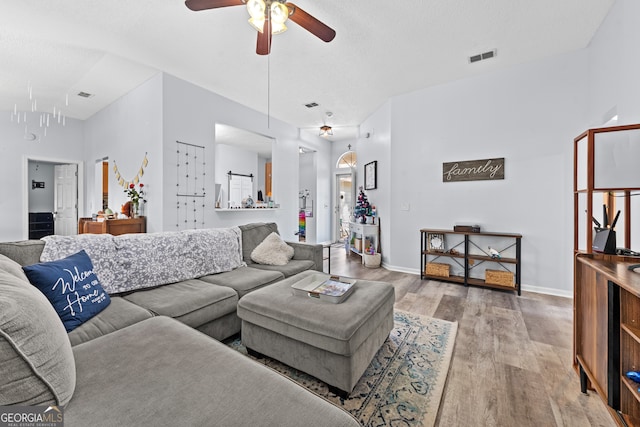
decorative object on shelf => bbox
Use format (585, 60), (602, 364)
(442, 157), (504, 182)
(354, 187), (372, 223)
(364, 160), (377, 190)
(454, 224), (481, 233)
(485, 269), (514, 286)
(243, 196), (255, 208)
(488, 246), (501, 259)
(427, 233), (445, 252)
(626, 371), (640, 383)
(176, 140), (206, 230)
(426, 262), (450, 277)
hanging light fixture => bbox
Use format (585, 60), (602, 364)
(247, 0), (290, 35)
(319, 125), (333, 137)
(10, 81), (69, 140)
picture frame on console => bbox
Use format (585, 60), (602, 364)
(364, 161), (377, 190)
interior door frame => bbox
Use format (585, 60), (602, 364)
(335, 170), (355, 242)
(23, 155), (84, 240)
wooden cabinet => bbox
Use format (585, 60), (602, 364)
(574, 124), (640, 254)
(420, 228), (522, 295)
(80, 217), (146, 236)
(347, 222), (379, 262)
(573, 124), (640, 426)
(575, 254), (640, 426)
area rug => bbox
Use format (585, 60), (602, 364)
(227, 310), (457, 427)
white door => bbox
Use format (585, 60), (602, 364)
(54, 164), (78, 235)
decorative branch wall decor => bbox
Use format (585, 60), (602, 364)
(176, 140), (206, 230)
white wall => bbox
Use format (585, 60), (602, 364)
(362, 50), (589, 295)
(84, 73), (163, 232)
(28, 161), (55, 212)
(160, 74), (334, 242)
(0, 113), (84, 241)
(359, 103), (392, 263)
(587, 0), (640, 126)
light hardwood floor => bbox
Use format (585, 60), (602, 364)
(325, 246), (615, 427)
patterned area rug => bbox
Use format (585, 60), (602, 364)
(227, 310), (457, 427)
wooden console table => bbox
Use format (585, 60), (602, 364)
(575, 253), (640, 426)
(79, 217), (146, 236)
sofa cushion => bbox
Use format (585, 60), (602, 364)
(251, 232), (294, 266)
(249, 259), (316, 278)
(23, 250), (111, 332)
(66, 316), (359, 427)
(239, 222), (279, 262)
(68, 297), (153, 346)
(0, 268), (76, 406)
(122, 279), (238, 328)
(199, 266), (284, 298)
(0, 240), (45, 267)
(0, 254), (30, 282)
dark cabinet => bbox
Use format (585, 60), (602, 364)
(28, 212), (54, 239)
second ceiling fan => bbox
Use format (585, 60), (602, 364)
(185, 0), (336, 55)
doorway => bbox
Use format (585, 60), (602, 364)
(25, 156), (83, 239)
(336, 173), (353, 242)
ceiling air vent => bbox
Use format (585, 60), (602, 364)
(304, 102), (319, 108)
(469, 49), (497, 64)
(77, 91), (94, 98)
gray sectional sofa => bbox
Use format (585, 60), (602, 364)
(0, 223), (359, 427)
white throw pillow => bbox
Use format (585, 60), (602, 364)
(251, 232), (294, 266)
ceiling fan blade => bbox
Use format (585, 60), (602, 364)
(185, 0), (245, 11)
(256, 19), (272, 55)
(286, 3), (336, 42)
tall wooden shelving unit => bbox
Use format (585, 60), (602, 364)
(573, 124), (640, 427)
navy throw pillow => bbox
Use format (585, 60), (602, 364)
(23, 250), (111, 332)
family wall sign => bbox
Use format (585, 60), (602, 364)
(442, 157), (504, 182)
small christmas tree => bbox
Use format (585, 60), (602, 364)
(354, 186), (372, 223)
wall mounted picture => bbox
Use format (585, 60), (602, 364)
(365, 160), (377, 190)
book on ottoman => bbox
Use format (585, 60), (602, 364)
(291, 273), (356, 304)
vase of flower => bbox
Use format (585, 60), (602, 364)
(125, 183), (146, 218)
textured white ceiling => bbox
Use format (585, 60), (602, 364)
(0, 0), (615, 141)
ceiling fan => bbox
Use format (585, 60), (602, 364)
(185, 0), (336, 55)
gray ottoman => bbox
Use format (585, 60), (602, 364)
(237, 270), (395, 396)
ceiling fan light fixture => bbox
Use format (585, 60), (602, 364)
(247, 0), (266, 18)
(319, 125), (333, 137)
(271, 2), (288, 23)
(248, 16), (266, 32)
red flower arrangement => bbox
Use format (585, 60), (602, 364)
(124, 183), (146, 205)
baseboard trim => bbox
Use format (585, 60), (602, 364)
(380, 263), (419, 275)
(380, 264), (572, 298)
(520, 284), (572, 298)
